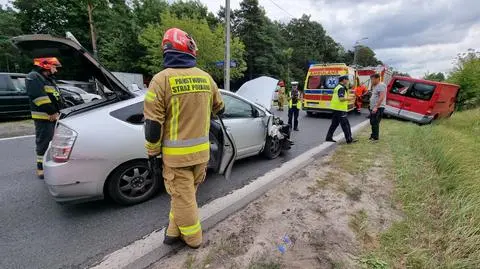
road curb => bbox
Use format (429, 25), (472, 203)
(90, 119), (370, 269)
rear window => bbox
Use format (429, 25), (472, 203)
(307, 75), (339, 89)
(390, 79), (435, 101)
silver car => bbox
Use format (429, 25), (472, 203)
(12, 35), (291, 205)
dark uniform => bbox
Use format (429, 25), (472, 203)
(26, 69), (64, 176)
(288, 90), (301, 131)
(325, 76), (355, 143)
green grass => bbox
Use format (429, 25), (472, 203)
(365, 109), (480, 268)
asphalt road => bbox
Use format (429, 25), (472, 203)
(0, 110), (367, 269)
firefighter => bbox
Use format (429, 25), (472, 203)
(143, 28), (224, 249)
(325, 75), (357, 143)
(288, 82), (301, 131)
(354, 83), (368, 114)
(26, 57), (64, 179)
(277, 80), (286, 111)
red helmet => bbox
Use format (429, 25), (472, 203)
(162, 28), (198, 58)
(278, 80), (285, 87)
(34, 57), (62, 70)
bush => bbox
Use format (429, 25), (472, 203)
(448, 56), (480, 110)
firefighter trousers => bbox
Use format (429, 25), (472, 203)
(34, 120), (56, 170)
(163, 162), (207, 248)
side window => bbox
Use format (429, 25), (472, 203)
(390, 80), (412, 95)
(11, 76), (27, 93)
(0, 75), (9, 92)
(407, 83), (435, 101)
(222, 94), (254, 118)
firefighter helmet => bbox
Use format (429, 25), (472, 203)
(34, 57), (62, 70)
(162, 28), (198, 58)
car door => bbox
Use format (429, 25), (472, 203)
(400, 82), (436, 122)
(221, 93), (266, 159)
(386, 78), (412, 117)
(0, 74), (30, 117)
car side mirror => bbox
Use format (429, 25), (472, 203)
(252, 108), (260, 118)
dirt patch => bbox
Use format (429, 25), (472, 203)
(154, 140), (402, 269)
(0, 119), (34, 138)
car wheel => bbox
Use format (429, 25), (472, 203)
(107, 160), (161, 205)
(263, 136), (281, 160)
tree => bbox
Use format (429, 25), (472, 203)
(393, 71), (411, 77)
(0, 6), (29, 72)
(448, 49), (480, 109)
(424, 72), (445, 82)
(354, 46), (382, 67)
(138, 12), (246, 81)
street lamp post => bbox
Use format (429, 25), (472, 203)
(224, 0), (231, 91)
(353, 37), (368, 67)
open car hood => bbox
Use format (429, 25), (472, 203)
(11, 34), (134, 100)
(236, 76), (279, 111)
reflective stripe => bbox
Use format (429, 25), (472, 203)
(169, 212), (174, 220)
(163, 136), (209, 148)
(169, 97), (179, 141)
(205, 96), (211, 136)
(37, 155), (43, 163)
(179, 220), (201, 236)
(162, 142), (210, 156)
(44, 86), (56, 93)
(33, 96), (52, 106)
(145, 90), (156, 103)
(145, 140), (161, 150)
(31, 111), (50, 120)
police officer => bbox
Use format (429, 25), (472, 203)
(143, 28), (224, 249)
(325, 75), (357, 143)
(288, 86), (301, 131)
(26, 57), (64, 179)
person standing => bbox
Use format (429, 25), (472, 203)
(143, 28), (224, 249)
(277, 80), (286, 111)
(26, 57), (64, 179)
(325, 76), (357, 143)
(288, 89), (301, 131)
(369, 73), (386, 141)
(354, 83), (368, 114)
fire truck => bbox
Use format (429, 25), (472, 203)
(355, 65), (393, 103)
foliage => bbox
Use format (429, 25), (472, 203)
(392, 70), (411, 77)
(423, 72), (445, 82)
(138, 12), (246, 82)
(0, 6), (30, 73)
(448, 49), (480, 109)
(354, 46), (382, 67)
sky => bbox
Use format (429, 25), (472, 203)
(2, 0), (478, 78)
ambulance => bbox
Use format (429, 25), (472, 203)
(303, 63), (356, 115)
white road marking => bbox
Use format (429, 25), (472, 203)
(0, 135), (35, 142)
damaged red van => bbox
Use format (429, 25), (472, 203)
(384, 76), (460, 124)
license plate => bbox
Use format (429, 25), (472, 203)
(307, 102), (317, 107)
(388, 100), (400, 106)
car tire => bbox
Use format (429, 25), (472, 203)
(263, 136), (281, 160)
(106, 160), (162, 205)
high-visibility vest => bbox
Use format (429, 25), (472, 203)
(289, 99), (302, 108)
(330, 84), (348, 112)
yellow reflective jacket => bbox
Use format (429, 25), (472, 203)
(143, 67), (224, 167)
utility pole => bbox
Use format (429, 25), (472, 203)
(87, 2), (98, 59)
(224, 0), (231, 91)
(353, 37), (368, 67)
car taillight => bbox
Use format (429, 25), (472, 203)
(50, 124), (77, 163)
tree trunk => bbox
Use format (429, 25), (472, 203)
(87, 2), (98, 59)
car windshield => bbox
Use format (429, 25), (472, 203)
(307, 75), (339, 89)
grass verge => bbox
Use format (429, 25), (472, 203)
(366, 109), (480, 268)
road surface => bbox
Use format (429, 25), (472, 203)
(0, 110), (367, 269)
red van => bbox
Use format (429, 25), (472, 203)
(384, 76), (460, 124)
